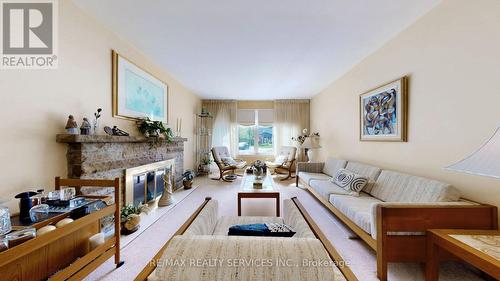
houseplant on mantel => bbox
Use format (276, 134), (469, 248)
(136, 117), (174, 143)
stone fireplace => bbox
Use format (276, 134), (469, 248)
(56, 134), (187, 204)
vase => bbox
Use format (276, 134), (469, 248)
(92, 120), (99, 135)
(254, 168), (264, 180)
(306, 148), (320, 163)
(183, 180), (193, 189)
(121, 214), (140, 235)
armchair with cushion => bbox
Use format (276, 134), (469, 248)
(265, 146), (297, 180)
(211, 146), (247, 181)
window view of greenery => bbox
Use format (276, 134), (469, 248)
(258, 125), (273, 154)
(238, 109), (274, 155)
(238, 125), (254, 154)
(238, 125), (273, 154)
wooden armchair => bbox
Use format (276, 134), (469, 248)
(265, 146), (297, 180)
(211, 146), (247, 182)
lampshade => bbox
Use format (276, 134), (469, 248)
(302, 136), (321, 149)
(446, 126), (500, 179)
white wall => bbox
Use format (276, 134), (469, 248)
(311, 0), (500, 222)
(0, 1), (201, 210)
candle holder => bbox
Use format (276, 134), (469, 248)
(175, 118), (182, 137)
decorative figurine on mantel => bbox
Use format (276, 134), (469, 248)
(158, 172), (175, 206)
(104, 126), (130, 136)
(80, 118), (91, 135)
(65, 115), (78, 134)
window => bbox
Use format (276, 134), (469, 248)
(238, 124), (254, 154)
(238, 109), (274, 155)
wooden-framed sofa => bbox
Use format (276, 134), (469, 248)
(296, 158), (498, 281)
(136, 197), (357, 281)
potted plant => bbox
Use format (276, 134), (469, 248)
(182, 170), (196, 189)
(199, 155), (212, 174)
(120, 204), (149, 235)
(136, 117), (174, 142)
(251, 160), (267, 179)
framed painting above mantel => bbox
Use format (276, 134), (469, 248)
(112, 50), (168, 122)
(359, 76), (408, 142)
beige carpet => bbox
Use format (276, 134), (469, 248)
(86, 174), (485, 281)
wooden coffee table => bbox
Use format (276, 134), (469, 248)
(237, 171), (280, 216)
(426, 229), (500, 281)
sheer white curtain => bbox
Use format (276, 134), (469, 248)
(202, 100), (238, 157)
(274, 99), (310, 151)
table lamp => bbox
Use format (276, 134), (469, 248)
(446, 126), (500, 178)
(302, 136), (321, 163)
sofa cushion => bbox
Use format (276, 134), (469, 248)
(322, 158), (347, 176)
(298, 171), (331, 185)
(345, 162), (382, 193)
(328, 193), (383, 234)
(283, 199), (316, 238)
(153, 235), (347, 281)
(370, 170), (460, 203)
(309, 179), (355, 199)
(213, 216), (283, 236)
(212, 146), (231, 163)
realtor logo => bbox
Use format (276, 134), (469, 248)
(1, 0), (58, 69)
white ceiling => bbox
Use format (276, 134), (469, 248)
(72, 0), (440, 100)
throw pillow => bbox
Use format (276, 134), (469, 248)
(332, 169), (368, 195)
(220, 156), (237, 166)
(228, 223), (296, 237)
(274, 155), (288, 165)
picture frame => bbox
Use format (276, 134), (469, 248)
(359, 76), (408, 142)
(112, 50), (168, 122)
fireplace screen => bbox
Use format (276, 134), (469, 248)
(133, 174), (146, 206)
(125, 160), (175, 206)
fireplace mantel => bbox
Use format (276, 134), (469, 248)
(56, 134), (187, 144)
(56, 134), (188, 201)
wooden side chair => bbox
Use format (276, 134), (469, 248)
(211, 146), (247, 182)
(265, 146), (297, 180)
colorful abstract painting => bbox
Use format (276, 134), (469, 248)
(113, 51), (168, 122)
(360, 77), (407, 141)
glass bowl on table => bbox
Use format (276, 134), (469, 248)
(29, 204), (49, 222)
